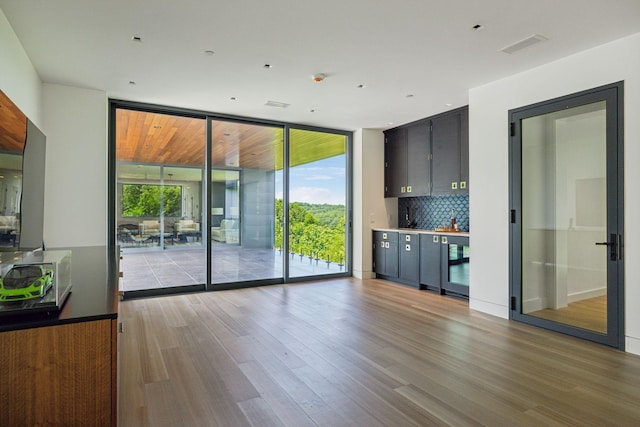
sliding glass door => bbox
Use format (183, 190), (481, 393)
(287, 129), (348, 279)
(113, 103), (351, 296)
(209, 120), (284, 285)
(115, 108), (207, 292)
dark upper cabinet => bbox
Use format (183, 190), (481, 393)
(384, 128), (407, 198)
(459, 107), (469, 189)
(406, 122), (430, 197)
(431, 107), (469, 195)
(384, 106), (468, 198)
(384, 122), (430, 198)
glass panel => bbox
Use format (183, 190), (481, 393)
(287, 129), (347, 278)
(210, 120), (284, 285)
(0, 153), (22, 249)
(115, 109), (206, 291)
(448, 243), (470, 287)
(521, 101), (607, 333)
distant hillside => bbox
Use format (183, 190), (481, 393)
(275, 200), (346, 263)
(296, 202), (345, 227)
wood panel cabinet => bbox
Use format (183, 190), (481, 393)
(373, 231), (399, 278)
(0, 246), (119, 427)
(0, 319), (117, 426)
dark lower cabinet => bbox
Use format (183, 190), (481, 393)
(419, 234), (442, 291)
(375, 231), (469, 297)
(373, 231), (398, 278)
(420, 234), (470, 297)
(398, 233), (419, 287)
(440, 235), (470, 297)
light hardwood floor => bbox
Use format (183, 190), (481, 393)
(119, 278), (640, 426)
(529, 295), (607, 334)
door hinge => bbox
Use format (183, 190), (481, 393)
(510, 122), (516, 137)
(618, 234), (623, 260)
(510, 296), (517, 311)
(510, 209), (516, 224)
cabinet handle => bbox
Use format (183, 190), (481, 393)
(405, 244), (411, 251)
(441, 236), (448, 244)
(451, 182), (458, 190)
(401, 186), (406, 193)
(382, 232), (387, 239)
(405, 235), (411, 242)
(380, 242), (385, 248)
(433, 235), (439, 243)
(385, 242), (390, 249)
(407, 185), (412, 193)
(460, 181), (467, 189)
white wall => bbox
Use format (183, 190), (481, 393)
(0, 8), (42, 127)
(353, 129), (397, 278)
(469, 32), (640, 354)
(42, 84), (107, 248)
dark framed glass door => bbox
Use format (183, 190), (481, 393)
(509, 82), (624, 349)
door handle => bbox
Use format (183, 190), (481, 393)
(595, 234), (617, 261)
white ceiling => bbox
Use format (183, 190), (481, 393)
(1, 0), (639, 131)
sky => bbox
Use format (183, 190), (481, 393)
(275, 154), (346, 205)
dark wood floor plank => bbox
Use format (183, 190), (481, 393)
(119, 278), (640, 427)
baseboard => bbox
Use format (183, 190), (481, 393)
(625, 336), (640, 356)
(469, 298), (509, 319)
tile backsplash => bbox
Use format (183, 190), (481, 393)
(398, 194), (469, 231)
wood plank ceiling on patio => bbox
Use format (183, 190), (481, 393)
(115, 109), (346, 171)
(115, 109), (283, 170)
(0, 90), (27, 154)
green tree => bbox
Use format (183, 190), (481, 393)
(274, 199), (345, 264)
(122, 184), (182, 217)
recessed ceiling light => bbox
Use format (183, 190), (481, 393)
(230, 97), (237, 101)
(128, 81), (136, 85)
(131, 36), (142, 42)
(406, 94), (414, 98)
(263, 64), (272, 69)
(310, 109), (316, 113)
(204, 50), (215, 55)
(472, 24), (484, 31)
(356, 84), (366, 89)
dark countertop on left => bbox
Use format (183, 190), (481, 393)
(0, 246), (119, 332)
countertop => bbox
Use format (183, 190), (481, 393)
(372, 227), (470, 237)
(0, 246), (119, 332)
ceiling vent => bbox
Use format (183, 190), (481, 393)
(265, 100), (290, 108)
(500, 34), (547, 54)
